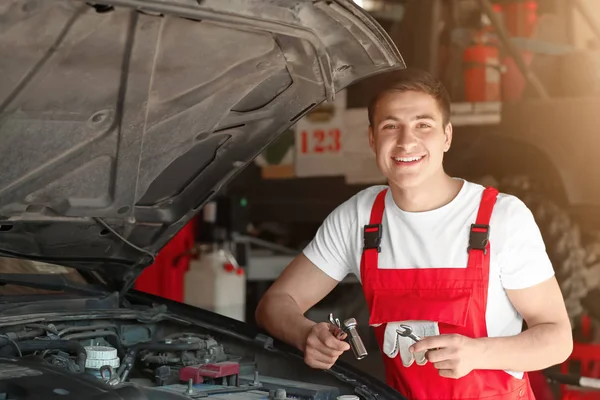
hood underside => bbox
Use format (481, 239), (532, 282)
(0, 0), (404, 283)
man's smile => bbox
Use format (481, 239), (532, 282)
(391, 155), (425, 166)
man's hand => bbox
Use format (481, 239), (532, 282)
(303, 322), (351, 369)
(410, 334), (483, 379)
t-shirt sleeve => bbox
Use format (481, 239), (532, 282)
(302, 198), (357, 282)
(498, 197), (556, 290)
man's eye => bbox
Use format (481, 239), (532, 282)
(416, 123), (431, 129)
(383, 124), (396, 129)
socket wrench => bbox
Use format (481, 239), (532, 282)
(328, 313), (368, 360)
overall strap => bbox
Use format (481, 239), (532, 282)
(360, 188), (388, 283)
(467, 186), (499, 268)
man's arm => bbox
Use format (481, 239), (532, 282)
(411, 196), (573, 377)
(256, 194), (358, 368)
(473, 197), (574, 371)
(412, 276), (572, 377)
(255, 253), (338, 350)
(255, 253), (351, 368)
(476, 275), (572, 371)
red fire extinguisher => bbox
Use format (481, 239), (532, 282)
(500, 0), (538, 38)
(463, 32), (502, 103)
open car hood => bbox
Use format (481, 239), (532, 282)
(0, 0), (404, 286)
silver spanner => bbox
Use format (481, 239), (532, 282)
(396, 324), (423, 343)
(329, 313), (342, 330)
(328, 313), (345, 340)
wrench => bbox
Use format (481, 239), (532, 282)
(328, 313), (345, 339)
(329, 313), (342, 329)
(396, 324), (423, 343)
(396, 324), (429, 366)
(397, 324), (439, 352)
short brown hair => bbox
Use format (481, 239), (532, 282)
(367, 68), (451, 127)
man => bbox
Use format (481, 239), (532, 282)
(255, 68), (572, 399)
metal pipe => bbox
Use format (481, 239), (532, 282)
(141, 355), (180, 364)
(16, 329), (45, 339)
(232, 234), (298, 255)
(58, 324), (118, 337)
(572, 0), (600, 44)
(62, 330), (120, 342)
(477, 0), (550, 99)
(544, 370), (600, 390)
(130, 341), (205, 352)
(24, 324), (59, 335)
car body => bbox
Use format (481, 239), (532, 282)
(0, 0), (406, 398)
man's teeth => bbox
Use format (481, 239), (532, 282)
(394, 156), (422, 162)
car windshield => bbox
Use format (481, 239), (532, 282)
(0, 257), (86, 295)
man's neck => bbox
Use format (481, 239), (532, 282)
(389, 174), (464, 213)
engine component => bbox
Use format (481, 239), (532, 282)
(239, 374), (342, 400)
(155, 365), (173, 386)
(155, 384), (268, 400)
(0, 339), (87, 372)
(179, 361), (240, 385)
(138, 334), (226, 367)
(116, 348), (137, 382)
(0, 358), (190, 400)
(269, 388), (287, 400)
(45, 351), (80, 373)
(85, 346), (120, 370)
(84, 345), (120, 381)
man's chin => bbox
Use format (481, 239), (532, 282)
(387, 174), (424, 190)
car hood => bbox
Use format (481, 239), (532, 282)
(0, 0), (404, 288)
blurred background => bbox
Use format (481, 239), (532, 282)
(131, 0), (600, 398)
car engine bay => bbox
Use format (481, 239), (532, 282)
(0, 303), (382, 400)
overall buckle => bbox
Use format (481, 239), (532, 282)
(363, 224), (382, 252)
(468, 223), (490, 254)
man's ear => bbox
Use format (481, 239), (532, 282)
(368, 125), (375, 153)
(443, 122), (453, 152)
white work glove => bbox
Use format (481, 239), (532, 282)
(382, 321), (440, 367)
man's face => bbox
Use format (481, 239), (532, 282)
(369, 90), (452, 190)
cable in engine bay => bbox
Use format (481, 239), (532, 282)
(0, 339), (86, 371)
(0, 335), (22, 357)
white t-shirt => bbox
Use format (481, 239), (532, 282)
(303, 179), (555, 375)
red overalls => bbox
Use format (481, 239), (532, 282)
(360, 187), (535, 400)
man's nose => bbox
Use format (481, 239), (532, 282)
(395, 128), (418, 150)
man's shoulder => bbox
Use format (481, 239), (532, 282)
(489, 188), (531, 223)
(319, 185), (389, 230)
(493, 191), (536, 231)
(457, 180), (535, 231)
(460, 179), (529, 214)
(335, 185), (390, 213)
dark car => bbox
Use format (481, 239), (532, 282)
(0, 0), (405, 399)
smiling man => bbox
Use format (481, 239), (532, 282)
(255, 68), (573, 399)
